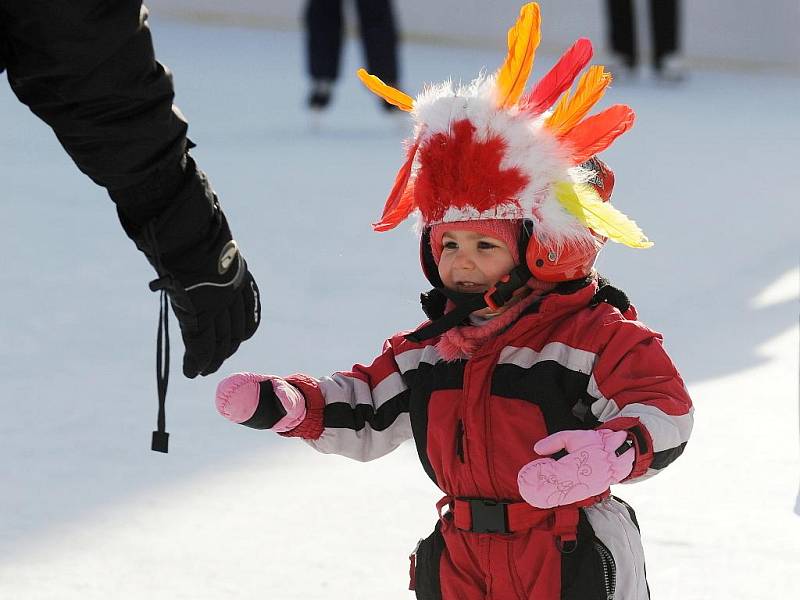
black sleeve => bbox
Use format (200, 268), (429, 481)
(1, 2), (263, 385)
(2, 1), (187, 192)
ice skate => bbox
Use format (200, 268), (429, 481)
(653, 54), (688, 84)
(307, 79), (333, 132)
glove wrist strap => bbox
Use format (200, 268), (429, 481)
(151, 289), (170, 453)
(145, 222), (171, 453)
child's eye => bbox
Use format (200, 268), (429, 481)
(442, 241), (458, 250)
(477, 241), (498, 250)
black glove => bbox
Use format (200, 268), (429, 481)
(114, 153), (261, 378)
(147, 229), (261, 378)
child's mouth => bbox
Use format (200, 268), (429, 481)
(455, 281), (487, 293)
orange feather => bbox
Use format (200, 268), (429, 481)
(546, 65), (613, 136)
(562, 104), (635, 164)
(357, 68), (414, 112)
(495, 3), (541, 109)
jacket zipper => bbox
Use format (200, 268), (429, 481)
(459, 365), (481, 493)
(594, 540), (617, 600)
(480, 350), (502, 498)
(455, 419), (465, 463)
(461, 347), (503, 498)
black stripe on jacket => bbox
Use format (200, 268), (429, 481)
(492, 361), (596, 433)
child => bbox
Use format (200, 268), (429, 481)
(215, 4), (693, 599)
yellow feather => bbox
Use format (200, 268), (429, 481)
(356, 68), (414, 112)
(495, 3), (541, 109)
(546, 66), (612, 136)
(554, 182), (653, 248)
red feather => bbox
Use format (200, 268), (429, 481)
(522, 38), (593, 116)
(562, 104), (636, 164)
(372, 136), (422, 231)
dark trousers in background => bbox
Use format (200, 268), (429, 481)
(305, 0), (398, 85)
(606, 0), (679, 69)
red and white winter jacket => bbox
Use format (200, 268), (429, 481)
(282, 278), (693, 499)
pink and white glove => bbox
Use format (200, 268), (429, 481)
(215, 373), (306, 432)
(517, 429), (635, 509)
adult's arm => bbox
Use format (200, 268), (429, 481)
(1, 1), (260, 377)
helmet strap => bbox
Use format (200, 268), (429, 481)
(405, 263), (532, 342)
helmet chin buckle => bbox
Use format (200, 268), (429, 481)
(483, 292), (501, 312)
(483, 274), (513, 312)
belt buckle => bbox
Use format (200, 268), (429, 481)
(467, 498), (509, 534)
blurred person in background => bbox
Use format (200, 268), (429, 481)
(304, 0), (400, 111)
(0, 1), (261, 452)
(605, 0), (686, 81)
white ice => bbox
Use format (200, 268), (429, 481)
(1, 17), (798, 600)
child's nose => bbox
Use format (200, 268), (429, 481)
(453, 251), (476, 269)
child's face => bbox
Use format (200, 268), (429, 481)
(437, 229), (517, 300)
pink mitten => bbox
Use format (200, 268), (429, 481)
(215, 373), (306, 432)
(517, 429), (635, 509)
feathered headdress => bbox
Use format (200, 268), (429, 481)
(358, 2), (651, 252)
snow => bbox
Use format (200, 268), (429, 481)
(1, 18), (798, 600)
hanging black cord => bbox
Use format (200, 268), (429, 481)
(151, 288), (170, 452)
(145, 223), (171, 453)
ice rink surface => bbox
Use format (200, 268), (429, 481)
(1, 16), (798, 600)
